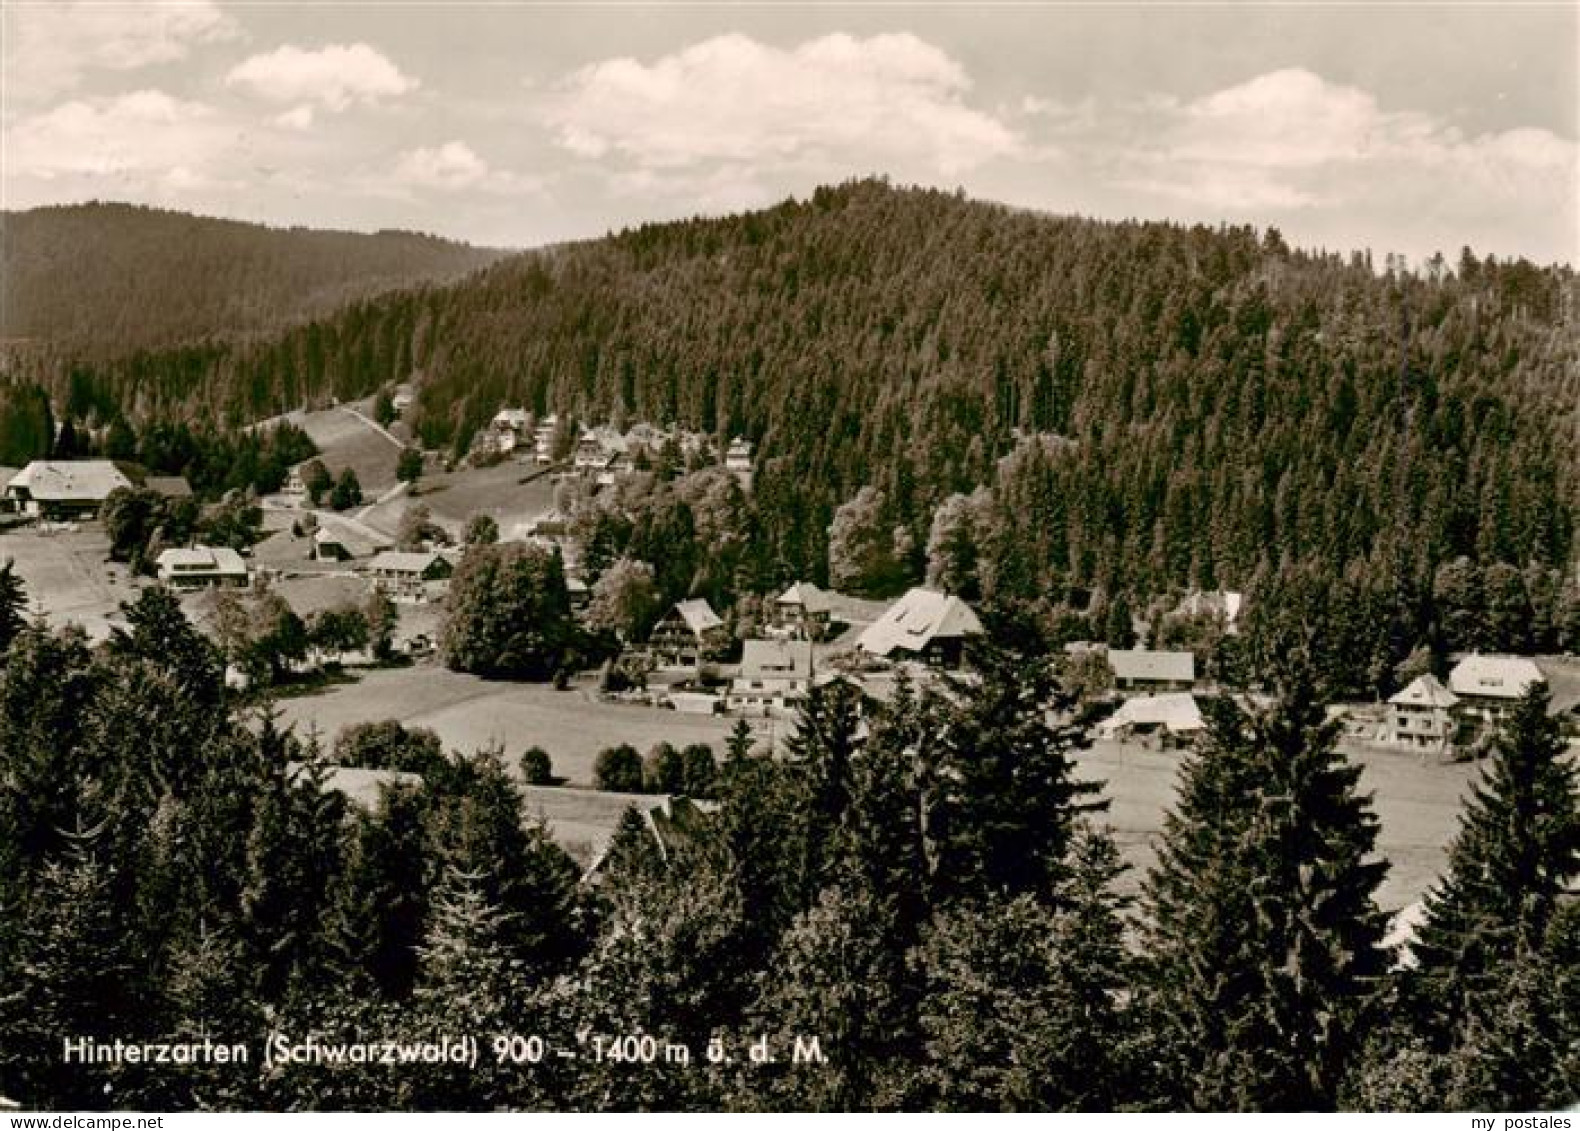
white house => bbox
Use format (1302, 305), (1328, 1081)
(1383, 673), (1459, 749)
(773, 580), (834, 639)
(1095, 692), (1205, 746)
(1448, 655), (1546, 723)
(365, 550), (454, 601)
(855, 587), (983, 669)
(1108, 648), (1196, 693)
(155, 546), (249, 590)
(725, 437), (754, 473)
(731, 639), (815, 713)
(5, 460), (133, 519)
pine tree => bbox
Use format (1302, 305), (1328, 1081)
(0, 560), (27, 657)
(1411, 684), (1580, 1029)
(914, 823), (1130, 1111)
(1141, 663), (1391, 1110)
(926, 647), (1103, 907)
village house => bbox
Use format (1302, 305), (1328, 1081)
(1095, 692), (1205, 748)
(4, 460), (133, 519)
(1108, 648), (1196, 694)
(772, 581), (834, 640)
(365, 550), (455, 601)
(391, 385), (415, 416)
(649, 598), (726, 664)
(1447, 654), (1546, 725)
(155, 545), (250, 590)
(725, 437), (754, 473)
(1383, 673), (1459, 749)
(533, 414), (559, 464)
(855, 587), (984, 669)
(730, 639), (815, 714)
(1172, 589), (1244, 633)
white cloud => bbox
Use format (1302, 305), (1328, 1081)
(393, 141), (488, 189)
(1108, 68), (1576, 220)
(545, 33), (1018, 178)
(387, 140), (538, 196)
(226, 43), (417, 112)
(2, 1), (240, 102)
(6, 89), (238, 187)
(275, 105), (316, 130)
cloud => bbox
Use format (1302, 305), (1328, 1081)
(226, 43), (418, 112)
(1106, 68), (1576, 218)
(2, 1), (240, 102)
(544, 33), (1017, 178)
(387, 141), (538, 196)
(6, 89), (240, 189)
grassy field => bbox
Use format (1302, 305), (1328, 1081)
(361, 460), (559, 540)
(0, 527), (140, 640)
(1074, 737), (1478, 913)
(274, 663), (743, 784)
(274, 661), (1489, 910)
(278, 400), (404, 496)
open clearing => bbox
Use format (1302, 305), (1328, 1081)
(275, 400), (404, 496)
(0, 527), (140, 640)
(274, 663), (741, 785)
(360, 460), (559, 540)
(276, 662), (1492, 911)
(1075, 737), (1481, 913)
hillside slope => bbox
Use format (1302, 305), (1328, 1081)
(0, 202), (509, 356)
(10, 180), (1577, 598)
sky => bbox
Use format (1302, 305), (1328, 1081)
(3, 1), (1576, 265)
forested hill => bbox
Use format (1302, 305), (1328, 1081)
(0, 202), (508, 356)
(9, 180), (1578, 605)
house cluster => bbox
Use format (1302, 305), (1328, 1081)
(1, 460), (191, 521)
(635, 583), (986, 718)
(1381, 655), (1548, 750)
(1091, 646), (1205, 747)
(480, 406), (753, 485)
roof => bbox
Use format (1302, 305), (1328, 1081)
(7, 460), (132, 502)
(143, 475), (192, 499)
(492, 408), (530, 428)
(366, 550), (447, 575)
(312, 518), (391, 558)
(669, 598), (723, 635)
(1448, 655), (1546, 701)
(1096, 693), (1204, 736)
(776, 580), (833, 615)
(855, 588), (984, 658)
(155, 546), (247, 574)
(1389, 673), (1459, 709)
(738, 639), (815, 683)
(1108, 648), (1196, 684)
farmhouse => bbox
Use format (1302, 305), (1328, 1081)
(365, 550), (454, 601)
(1108, 648), (1196, 693)
(1096, 692), (1204, 747)
(855, 587), (983, 669)
(1383, 674), (1459, 749)
(730, 639), (815, 713)
(155, 545), (249, 590)
(4, 460), (133, 519)
(725, 437), (754, 473)
(773, 581), (833, 639)
(1448, 655), (1546, 723)
(650, 598), (726, 664)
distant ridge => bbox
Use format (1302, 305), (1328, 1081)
(0, 201), (511, 356)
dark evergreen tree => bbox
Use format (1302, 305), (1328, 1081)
(1140, 663), (1391, 1110)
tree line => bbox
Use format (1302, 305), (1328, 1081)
(0, 567), (1574, 1111)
